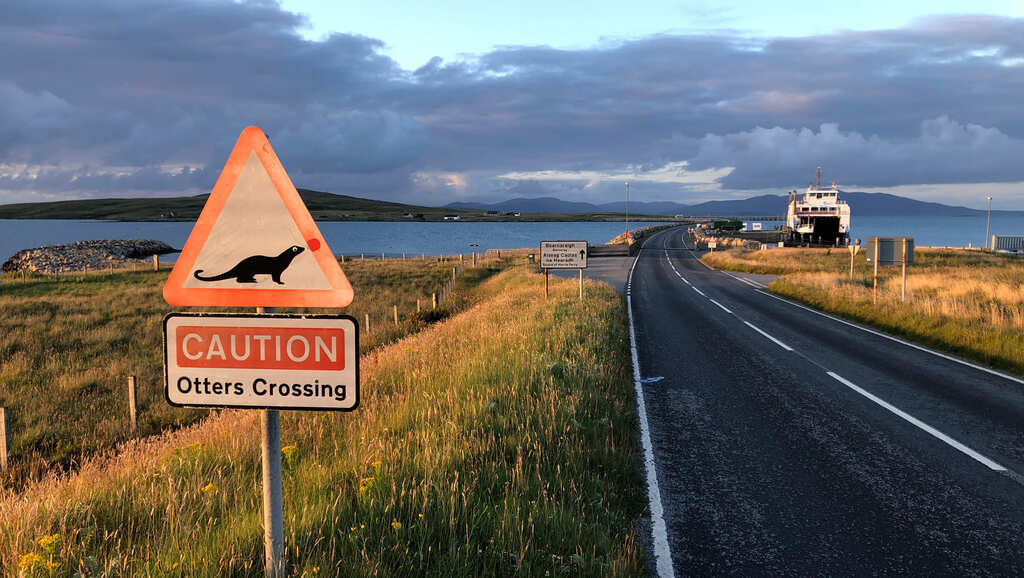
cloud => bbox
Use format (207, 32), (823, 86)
(688, 116), (1024, 189)
(0, 2), (1022, 206)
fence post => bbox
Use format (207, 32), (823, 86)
(364, 313), (370, 333)
(473, 252), (477, 266)
(452, 267), (457, 281)
(153, 255), (159, 271)
(417, 299), (421, 312)
(432, 293), (437, 309)
(382, 252), (385, 261)
(0, 407), (8, 473)
(341, 254), (345, 263)
(393, 305), (399, 326)
(128, 376), (138, 432)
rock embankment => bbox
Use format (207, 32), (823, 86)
(2, 239), (179, 274)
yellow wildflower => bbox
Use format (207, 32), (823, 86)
(19, 553), (44, 570)
(37, 533), (63, 553)
(418, 513), (424, 519)
(391, 520), (402, 530)
(201, 483), (219, 494)
(371, 460), (383, 469)
(281, 445), (298, 461)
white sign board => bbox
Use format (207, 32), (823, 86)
(707, 241), (717, 249)
(752, 222), (763, 231)
(164, 313), (359, 411)
(540, 241), (588, 269)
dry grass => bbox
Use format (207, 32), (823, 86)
(703, 247), (1024, 373)
(0, 256), (510, 489)
(0, 268), (644, 576)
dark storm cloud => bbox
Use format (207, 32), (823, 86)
(0, 1), (1022, 204)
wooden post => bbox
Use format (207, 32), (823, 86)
(901, 237), (907, 303)
(393, 304), (398, 326)
(0, 407), (8, 473)
(432, 293), (437, 309)
(128, 376), (138, 432)
(403, 252), (406, 260)
(873, 240), (879, 305)
(544, 269), (549, 299)
(579, 268), (583, 300)
(473, 252), (477, 266)
(849, 248), (855, 280)
(382, 252), (385, 261)
(364, 313), (370, 333)
(361, 253), (364, 261)
(417, 299), (421, 312)
(452, 267), (457, 281)
(341, 254), (345, 263)
(152, 254), (159, 271)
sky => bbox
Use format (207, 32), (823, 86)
(1, 1), (1023, 209)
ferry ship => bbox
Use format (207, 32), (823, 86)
(785, 168), (851, 245)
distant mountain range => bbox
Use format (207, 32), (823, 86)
(448, 192), (1020, 217)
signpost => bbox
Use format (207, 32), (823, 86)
(540, 241), (588, 300)
(848, 240), (861, 280)
(163, 126), (357, 577)
(866, 237), (914, 305)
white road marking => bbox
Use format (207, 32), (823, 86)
(757, 290), (1024, 386)
(629, 235), (676, 578)
(692, 286), (707, 297)
(826, 372), (1008, 471)
(743, 321), (794, 351)
(708, 299), (733, 314)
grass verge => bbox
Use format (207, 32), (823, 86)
(702, 247), (1024, 374)
(0, 256), (509, 489)
(1, 268), (644, 576)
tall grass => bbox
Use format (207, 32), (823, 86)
(0, 268), (644, 576)
(0, 256), (506, 489)
(702, 247), (1024, 373)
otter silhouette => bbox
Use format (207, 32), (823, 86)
(193, 245), (305, 284)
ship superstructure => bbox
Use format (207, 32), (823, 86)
(785, 168), (851, 245)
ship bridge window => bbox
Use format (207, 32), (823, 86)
(815, 193), (822, 198)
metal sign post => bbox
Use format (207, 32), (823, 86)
(901, 237), (908, 303)
(163, 127), (359, 577)
(848, 242), (860, 280)
(873, 241), (879, 305)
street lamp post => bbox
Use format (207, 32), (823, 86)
(986, 195), (993, 250)
(625, 182), (630, 244)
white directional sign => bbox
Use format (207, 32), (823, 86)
(540, 241), (588, 269)
(164, 313), (359, 411)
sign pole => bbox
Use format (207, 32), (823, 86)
(257, 305), (285, 578)
(544, 269), (549, 299)
(873, 240), (879, 305)
(901, 237), (907, 303)
(578, 268), (583, 301)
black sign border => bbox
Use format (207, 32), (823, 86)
(163, 312), (360, 412)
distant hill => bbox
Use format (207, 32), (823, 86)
(449, 192), (1019, 217)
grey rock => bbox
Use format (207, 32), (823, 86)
(2, 239), (179, 274)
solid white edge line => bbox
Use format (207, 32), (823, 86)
(826, 372), (1007, 471)
(756, 290), (1024, 386)
(629, 232), (676, 577)
(708, 298), (733, 314)
(743, 320), (794, 351)
(692, 287), (706, 297)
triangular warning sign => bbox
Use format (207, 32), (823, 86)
(164, 126), (353, 308)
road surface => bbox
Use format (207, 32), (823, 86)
(628, 226), (1024, 576)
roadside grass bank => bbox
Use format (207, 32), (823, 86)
(0, 256), (510, 489)
(702, 247), (1024, 374)
(0, 268), (645, 576)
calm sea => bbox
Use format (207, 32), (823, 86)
(1, 216), (1022, 263)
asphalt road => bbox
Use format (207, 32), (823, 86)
(628, 226), (1024, 576)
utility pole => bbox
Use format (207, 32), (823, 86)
(985, 195), (993, 250)
(625, 182), (630, 244)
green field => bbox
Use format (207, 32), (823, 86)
(0, 266), (645, 576)
(0, 256), (510, 489)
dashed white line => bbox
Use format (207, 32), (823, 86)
(826, 372), (1008, 471)
(629, 235), (676, 578)
(743, 321), (794, 351)
(708, 298), (733, 314)
(757, 290), (1024, 386)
